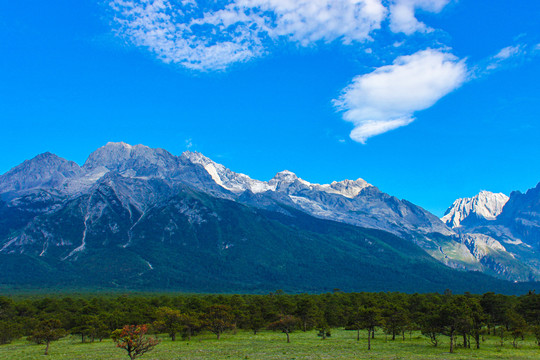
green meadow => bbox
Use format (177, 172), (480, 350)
(1, 329), (538, 360)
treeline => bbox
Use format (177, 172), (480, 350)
(0, 290), (539, 354)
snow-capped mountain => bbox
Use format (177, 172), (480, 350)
(441, 191), (509, 228)
(0, 142), (538, 285)
(0, 142), (447, 237)
(183, 149), (449, 237)
(183, 150), (372, 198)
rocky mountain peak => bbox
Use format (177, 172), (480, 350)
(83, 142), (177, 176)
(326, 178), (371, 198)
(181, 150), (212, 165)
(271, 170), (299, 182)
(34, 151), (55, 159)
(441, 190), (509, 228)
(181, 150), (233, 188)
(497, 182), (540, 222)
(0, 152), (82, 194)
(267, 170), (312, 193)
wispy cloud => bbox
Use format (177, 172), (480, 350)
(474, 42), (539, 76)
(334, 49), (467, 143)
(109, 0), (266, 71)
(485, 45), (525, 71)
(493, 45), (522, 60)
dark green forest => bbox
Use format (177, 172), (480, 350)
(1, 290), (539, 354)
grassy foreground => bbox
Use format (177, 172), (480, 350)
(1, 329), (539, 360)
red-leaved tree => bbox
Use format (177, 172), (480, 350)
(111, 324), (160, 360)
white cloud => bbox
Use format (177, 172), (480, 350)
(389, 0), (451, 35)
(476, 43), (539, 75)
(485, 45), (525, 71)
(236, 0), (387, 44)
(109, 0), (266, 71)
(493, 45), (522, 60)
(109, 0), (387, 71)
(334, 49), (467, 143)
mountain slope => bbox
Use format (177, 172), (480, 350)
(0, 184), (533, 294)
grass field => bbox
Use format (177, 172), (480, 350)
(1, 329), (539, 360)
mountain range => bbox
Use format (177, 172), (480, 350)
(0, 142), (538, 293)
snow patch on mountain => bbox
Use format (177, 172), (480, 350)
(182, 151), (272, 194)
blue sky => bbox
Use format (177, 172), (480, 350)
(0, 0), (539, 216)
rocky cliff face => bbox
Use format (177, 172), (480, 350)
(497, 183), (540, 250)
